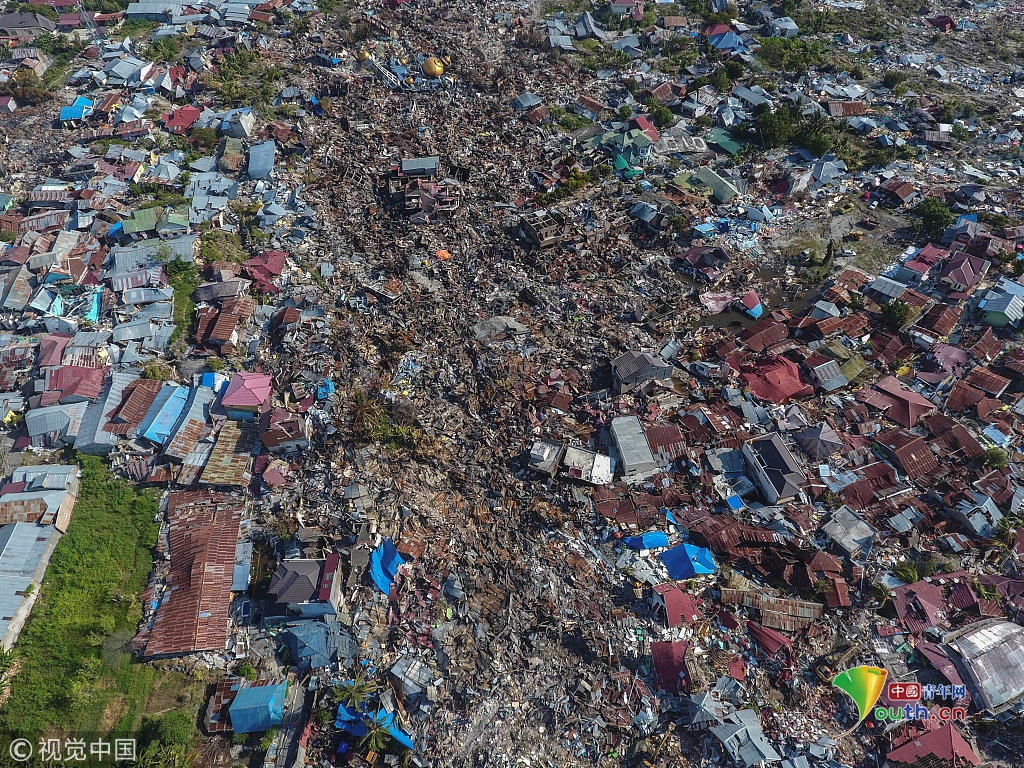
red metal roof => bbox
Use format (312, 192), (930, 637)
(886, 723), (981, 766)
(651, 640), (689, 691)
(221, 372), (272, 409)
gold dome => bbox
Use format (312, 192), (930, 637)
(422, 57), (444, 78)
(357, 50), (370, 62)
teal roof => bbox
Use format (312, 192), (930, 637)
(229, 680), (286, 733)
(706, 128), (743, 156)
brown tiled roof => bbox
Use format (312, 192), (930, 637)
(876, 428), (939, 483)
(737, 318), (788, 352)
(964, 326), (1002, 363)
(0, 497), (47, 525)
(645, 425), (685, 460)
(923, 414), (984, 461)
(103, 378), (162, 434)
(946, 380), (985, 412)
(825, 100), (866, 118)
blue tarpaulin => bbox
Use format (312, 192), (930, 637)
(139, 385), (189, 446)
(229, 680), (286, 733)
(370, 539), (405, 595)
(335, 706), (415, 751)
(624, 532), (669, 550)
(317, 379), (335, 400)
(660, 543), (717, 580)
(85, 288), (101, 323)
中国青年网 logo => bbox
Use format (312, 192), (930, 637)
(832, 668), (968, 734)
(873, 681), (968, 724)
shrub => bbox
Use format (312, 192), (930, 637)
(158, 711), (194, 747)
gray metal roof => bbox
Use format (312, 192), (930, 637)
(76, 372), (137, 455)
(247, 140), (276, 180)
(11, 465), (76, 490)
(948, 620), (1024, 713)
(0, 523), (57, 642)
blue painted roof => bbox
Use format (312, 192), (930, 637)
(370, 539), (404, 595)
(229, 680), (286, 733)
(660, 543), (717, 580)
(60, 96), (93, 122)
(139, 385), (190, 446)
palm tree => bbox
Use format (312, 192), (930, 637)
(360, 715), (393, 756)
(870, 582), (892, 607)
(332, 670), (377, 711)
(347, 388), (383, 436)
(994, 517), (1018, 552)
(892, 561), (919, 585)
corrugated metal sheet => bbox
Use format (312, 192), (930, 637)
(104, 378), (162, 435)
(199, 421), (255, 487)
(720, 588), (823, 630)
(165, 386), (215, 460)
(140, 385), (190, 446)
(77, 371), (137, 455)
(0, 523), (57, 638)
(139, 491), (243, 658)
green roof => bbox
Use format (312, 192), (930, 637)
(706, 128), (743, 156)
(692, 167), (739, 203)
(121, 206), (163, 235)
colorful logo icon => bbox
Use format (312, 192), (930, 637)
(832, 666), (888, 727)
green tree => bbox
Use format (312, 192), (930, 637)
(882, 70), (907, 89)
(237, 660), (257, 680)
(332, 670), (377, 711)
(913, 197), (953, 241)
(711, 68), (731, 93)
(870, 582), (892, 606)
(893, 561), (919, 585)
(984, 447), (1009, 469)
(952, 124), (970, 142)
(259, 727), (279, 752)
(753, 103), (795, 147)
(881, 299), (910, 330)
(360, 715), (394, 755)
(723, 61), (744, 80)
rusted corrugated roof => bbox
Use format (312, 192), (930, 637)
(720, 588), (822, 629)
(199, 421), (256, 487)
(140, 491), (244, 658)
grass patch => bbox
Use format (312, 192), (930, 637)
(166, 259), (200, 345)
(199, 229), (247, 263)
(0, 456), (160, 740)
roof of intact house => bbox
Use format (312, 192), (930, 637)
(857, 376), (935, 427)
(886, 723), (981, 767)
(221, 372), (272, 408)
(138, 491), (243, 658)
(745, 432), (804, 499)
